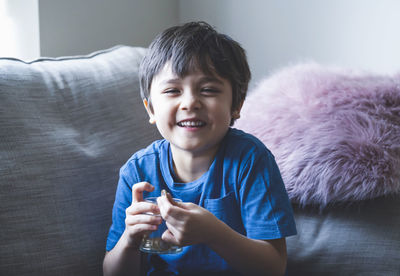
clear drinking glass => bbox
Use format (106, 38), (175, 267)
(139, 197), (183, 254)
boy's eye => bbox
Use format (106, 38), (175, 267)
(163, 89), (180, 94)
(201, 87), (220, 94)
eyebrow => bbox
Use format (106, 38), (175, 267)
(160, 76), (224, 86)
(198, 76), (224, 85)
(160, 78), (181, 85)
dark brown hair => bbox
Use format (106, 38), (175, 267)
(139, 21), (251, 125)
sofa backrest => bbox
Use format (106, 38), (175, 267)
(0, 46), (160, 275)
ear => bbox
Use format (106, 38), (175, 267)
(232, 110), (241, 120)
(143, 99), (156, 124)
(232, 101), (244, 120)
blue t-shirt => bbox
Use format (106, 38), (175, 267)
(106, 128), (297, 275)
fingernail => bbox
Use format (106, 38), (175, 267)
(161, 189), (167, 197)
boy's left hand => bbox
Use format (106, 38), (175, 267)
(156, 192), (219, 247)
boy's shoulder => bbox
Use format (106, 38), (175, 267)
(227, 128), (272, 156)
(124, 139), (167, 166)
(118, 139), (168, 183)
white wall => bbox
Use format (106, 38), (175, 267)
(179, 0), (400, 87)
(4, 0), (399, 84)
(0, 0), (40, 61)
(39, 0), (179, 57)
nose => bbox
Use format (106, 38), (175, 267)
(180, 91), (201, 111)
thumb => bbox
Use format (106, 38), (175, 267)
(162, 190), (195, 210)
(157, 190), (185, 216)
(163, 189), (180, 206)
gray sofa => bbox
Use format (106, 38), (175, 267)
(1, 46), (399, 275)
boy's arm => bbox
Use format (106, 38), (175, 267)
(158, 194), (287, 276)
(103, 231), (141, 276)
(207, 219), (287, 276)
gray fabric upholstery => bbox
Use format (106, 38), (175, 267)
(0, 46), (160, 275)
(287, 195), (400, 275)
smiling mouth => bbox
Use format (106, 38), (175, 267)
(177, 120), (206, 128)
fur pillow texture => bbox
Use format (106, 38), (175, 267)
(235, 63), (400, 207)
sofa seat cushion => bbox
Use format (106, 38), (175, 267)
(287, 195), (400, 275)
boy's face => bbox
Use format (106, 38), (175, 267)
(145, 62), (237, 157)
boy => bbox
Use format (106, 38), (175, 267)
(103, 21), (296, 276)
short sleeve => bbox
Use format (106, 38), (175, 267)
(105, 162), (136, 251)
(239, 150), (297, 240)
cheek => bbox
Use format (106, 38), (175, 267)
(213, 105), (232, 123)
(153, 102), (175, 121)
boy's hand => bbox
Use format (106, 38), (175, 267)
(123, 182), (162, 249)
(157, 192), (220, 247)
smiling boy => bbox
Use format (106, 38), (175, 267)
(103, 22), (296, 276)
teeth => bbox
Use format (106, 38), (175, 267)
(178, 121), (205, 127)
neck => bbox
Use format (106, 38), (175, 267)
(170, 145), (219, 183)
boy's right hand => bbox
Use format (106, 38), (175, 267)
(123, 182), (162, 250)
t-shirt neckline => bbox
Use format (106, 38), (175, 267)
(160, 140), (224, 191)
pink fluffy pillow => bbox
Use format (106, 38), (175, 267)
(235, 63), (400, 207)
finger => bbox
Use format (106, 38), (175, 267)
(125, 213), (162, 226)
(166, 191), (179, 206)
(165, 220), (180, 235)
(132, 182), (154, 203)
(157, 193), (177, 219)
(158, 195), (189, 221)
(161, 229), (179, 245)
(176, 201), (195, 210)
(127, 223), (158, 237)
(161, 189), (179, 206)
(157, 190), (179, 212)
(126, 201), (160, 216)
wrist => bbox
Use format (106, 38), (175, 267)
(120, 230), (142, 252)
